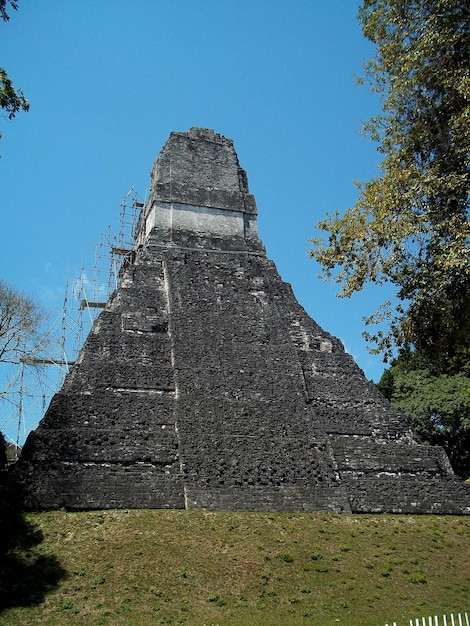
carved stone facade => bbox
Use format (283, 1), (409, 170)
(15, 128), (470, 513)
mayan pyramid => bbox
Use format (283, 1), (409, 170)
(15, 127), (470, 513)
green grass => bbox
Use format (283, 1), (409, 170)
(0, 510), (469, 625)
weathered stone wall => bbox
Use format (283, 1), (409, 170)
(14, 128), (470, 513)
(147, 127), (257, 214)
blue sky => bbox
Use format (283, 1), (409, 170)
(1, 1), (395, 443)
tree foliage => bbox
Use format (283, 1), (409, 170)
(0, 281), (48, 366)
(0, 0), (18, 22)
(309, 0), (470, 364)
(377, 352), (470, 478)
(0, 0), (29, 140)
(0, 430), (6, 469)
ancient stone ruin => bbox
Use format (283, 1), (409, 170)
(15, 127), (470, 513)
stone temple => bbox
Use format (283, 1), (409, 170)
(15, 127), (470, 513)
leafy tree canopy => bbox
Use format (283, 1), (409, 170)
(0, 1), (18, 22)
(0, 68), (29, 138)
(377, 351), (470, 477)
(309, 0), (470, 365)
(0, 0), (29, 140)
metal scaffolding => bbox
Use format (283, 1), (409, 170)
(0, 188), (145, 457)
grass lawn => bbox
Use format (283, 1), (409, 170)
(0, 510), (469, 625)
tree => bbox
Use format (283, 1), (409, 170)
(0, 281), (49, 459)
(0, 68), (29, 140)
(0, 0), (29, 140)
(0, 431), (6, 470)
(0, 281), (48, 366)
(309, 0), (470, 364)
(377, 352), (470, 478)
(0, 0), (18, 22)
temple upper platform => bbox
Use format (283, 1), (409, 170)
(136, 127), (261, 251)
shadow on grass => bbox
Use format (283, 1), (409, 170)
(0, 470), (66, 612)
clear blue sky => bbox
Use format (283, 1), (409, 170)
(1, 1), (395, 443)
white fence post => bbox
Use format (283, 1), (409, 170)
(397, 612), (469, 626)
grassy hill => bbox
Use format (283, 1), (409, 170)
(0, 509), (468, 625)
